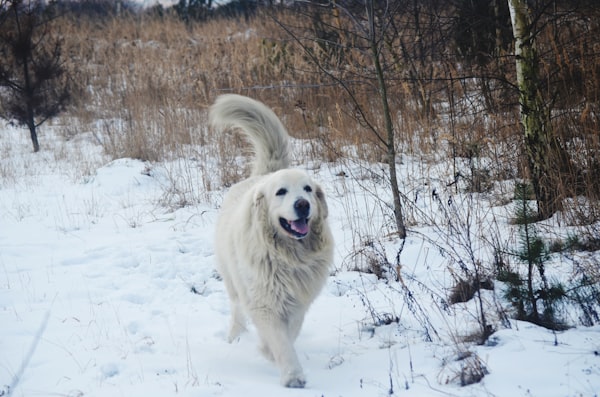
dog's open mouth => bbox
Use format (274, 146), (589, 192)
(279, 217), (310, 239)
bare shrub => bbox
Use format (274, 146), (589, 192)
(438, 349), (489, 387)
(449, 276), (494, 305)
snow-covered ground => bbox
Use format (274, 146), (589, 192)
(1, 125), (599, 397)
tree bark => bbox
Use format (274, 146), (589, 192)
(508, 0), (561, 219)
(23, 52), (39, 152)
(28, 122), (39, 152)
(14, 2), (40, 153)
(367, 0), (407, 239)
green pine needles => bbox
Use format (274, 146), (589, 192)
(498, 183), (568, 330)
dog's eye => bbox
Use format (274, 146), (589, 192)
(276, 188), (287, 196)
(304, 185), (312, 193)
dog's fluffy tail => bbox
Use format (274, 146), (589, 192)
(209, 94), (291, 176)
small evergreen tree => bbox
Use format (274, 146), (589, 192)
(499, 183), (567, 329)
(0, 0), (70, 152)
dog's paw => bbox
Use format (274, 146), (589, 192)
(281, 370), (306, 388)
(226, 334), (239, 343)
(227, 323), (245, 343)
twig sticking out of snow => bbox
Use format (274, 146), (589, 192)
(6, 302), (53, 397)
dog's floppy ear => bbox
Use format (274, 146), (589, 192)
(252, 178), (267, 205)
(252, 184), (272, 237)
(254, 189), (264, 205)
(253, 186), (267, 221)
(315, 184), (328, 219)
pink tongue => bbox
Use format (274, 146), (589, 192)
(290, 219), (309, 234)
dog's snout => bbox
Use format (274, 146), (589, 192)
(294, 199), (310, 218)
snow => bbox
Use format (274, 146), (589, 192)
(1, 125), (599, 397)
(131, 0), (180, 9)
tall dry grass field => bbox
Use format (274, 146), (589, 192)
(49, 5), (600, 236)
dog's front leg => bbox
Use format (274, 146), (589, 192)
(252, 311), (306, 388)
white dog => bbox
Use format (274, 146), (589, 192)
(209, 94), (334, 388)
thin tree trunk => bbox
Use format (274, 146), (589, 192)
(367, 0), (407, 239)
(24, 61), (39, 152)
(14, 4), (40, 153)
(24, 58), (39, 152)
(28, 122), (39, 152)
(508, 0), (561, 219)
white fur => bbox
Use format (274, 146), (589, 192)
(210, 95), (334, 388)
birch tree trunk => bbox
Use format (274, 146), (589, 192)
(508, 0), (561, 219)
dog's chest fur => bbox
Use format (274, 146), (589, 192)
(232, 221), (332, 317)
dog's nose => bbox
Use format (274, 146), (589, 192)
(294, 199), (310, 218)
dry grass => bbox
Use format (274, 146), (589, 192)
(45, 6), (600, 234)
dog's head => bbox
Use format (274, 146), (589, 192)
(255, 169), (328, 240)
